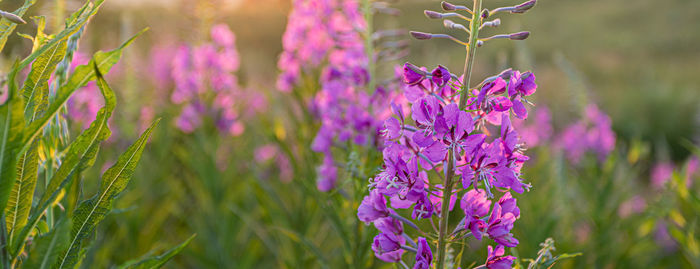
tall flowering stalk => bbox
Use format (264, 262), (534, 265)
(277, 0), (408, 191)
(357, 1), (538, 268)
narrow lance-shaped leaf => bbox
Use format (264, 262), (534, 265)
(9, 59), (118, 256)
(22, 27), (68, 121)
(0, 0), (36, 52)
(5, 31), (68, 242)
(56, 116), (161, 269)
(117, 234), (196, 269)
(23, 218), (71, 269)
(17, 28), (147, 158)
(1, 0), (105, 179)
(0, 62), (26, 226)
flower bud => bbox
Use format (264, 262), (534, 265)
(482, 18), (501, 28)
(410, 31), (432, 40)
(513, 0), (537, 13)
(477, 40), (484, 47)
(443, 19), (467, 31)
(0, 10), (26, 24)
(481, 9), (490, 19)
(403, 62), (427, 85)
(424, 10), (442, 19)
(431, 65), (451, 87)
(508, 31), (530, 40)
(441, 1), (456, 11)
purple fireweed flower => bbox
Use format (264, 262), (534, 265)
(460, 141), (527, 195)
(618, 195), (647, 218)
(584, 104), (615, 160)
(557, 104), (616, 164)
(461, 189), (492, 240)
(404, 62), (426, 85)
(374, 215), (404, 235)
(507, 71), (536, 119)
(486, 202), (519, 247)
(155, 24), (245, 136)
(651, 162), (674, 189)
(317, 156), (338, 192)
(431, 65), (451, 87)
(372, 232), (405, 262)
(412, 193), (434, 220)
(359, 61), (536, 267)
(358, 189), (390, 222)
(414, 237), (433, 269)
(484, 245), (516, 269)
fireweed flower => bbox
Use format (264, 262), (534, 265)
(359, 63), (535, 267)
(484, 244), (516, 269)
(414, 237), (433, 269)
(351, 1), (539, 267)
(557, 104), (616, 164)
(155, 24), (246, 136)
(279, 0), (407, 191)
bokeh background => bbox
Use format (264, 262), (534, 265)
(1, 0), (698, 268)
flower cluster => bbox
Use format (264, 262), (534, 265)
(358, 63), (537, 268)
(165, 24), (244, 135)
(557, 104), (615, 164)
(278, 0), (407, 191)
(276, 0), (365, 92)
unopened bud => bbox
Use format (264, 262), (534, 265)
(481, 18), (501, 28)
(441, 1), (456, 11)
(424, 10), (442, 19)
(477, 40), (484, 47)
(443, 19), (467, 31)
(481, 9), (490, 19)
(508, 31), (530, 40)
(410, 31), (433, 40)
(513, 0), (536, 13)
(0, 10), (26, 24)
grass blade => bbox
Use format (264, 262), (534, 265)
(117, 234), (196, 269)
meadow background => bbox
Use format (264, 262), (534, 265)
(1, 0), (698, 268)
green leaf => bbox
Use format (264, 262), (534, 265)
(17, 28), (146, 157)
(56, 117), (160, 269)
(117, 234), (196, 269)
(24, 218), (71, 269)
(22, 39), (67, 121)
(9, 32), (144, 257)
(0, 62), (26, 227)
(0, 0), (36, 52)
(4, 31), (67, 243)
(5, 140), (38, 240)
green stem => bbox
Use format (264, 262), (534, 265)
(458, 0), (482, 111)
(437, 1), (482, 268)
(435, 150), (455, 269)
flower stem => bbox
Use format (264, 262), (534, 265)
(437, 1), (482, 268)
(458, 0), (483, 111)
(435, 149), (455, 269)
